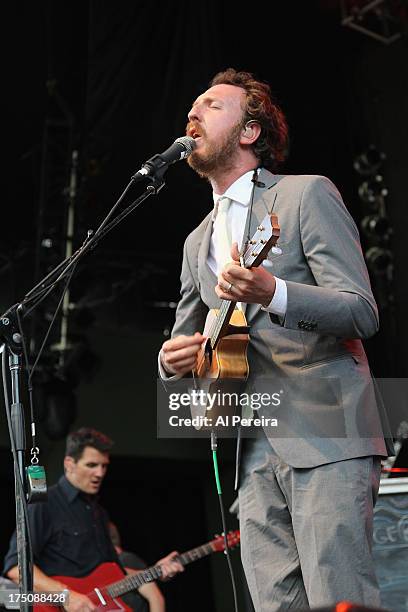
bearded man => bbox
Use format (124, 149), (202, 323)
(159, 68), (391, 611)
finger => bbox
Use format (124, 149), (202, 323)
(160, 564), (174, 579)
(167, 551), (179, 560)
(160, 564), (170, 576)
(231, 242), (240, 261)
(215, 284), (243, 301)
(162, 334), (204, 352)
(162, 358), (197, 375)
(216, 279), (233, 293)
(164, 344), (203, 365)
(168, 552), (183, 570)
(162, 341), (203, 362)
(221, 260), (241, 276)
(171, 561), (184, 572)
(165, 358), (198, 374)
(221, 265), (252, 283)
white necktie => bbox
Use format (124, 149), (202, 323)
(213, 196), (231, 276)
(212, 197), (245, 313)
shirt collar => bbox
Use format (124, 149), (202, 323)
(59, 475), (81, 503)
(212, 169), (261, 217)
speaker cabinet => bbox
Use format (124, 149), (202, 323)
(373, 477), (408, 612)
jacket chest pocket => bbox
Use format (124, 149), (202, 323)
(58, 525), (91, 560)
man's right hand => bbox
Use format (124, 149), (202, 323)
(160, 332), (205, 376)
(64, 590), (97, 612)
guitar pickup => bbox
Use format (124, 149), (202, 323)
(226, 323), (250, 335)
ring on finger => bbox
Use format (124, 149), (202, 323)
(226, 282), (233, 293)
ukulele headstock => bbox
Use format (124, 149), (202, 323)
(242, 212), (280, 268)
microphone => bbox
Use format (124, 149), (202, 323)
(133, 136), (196, 180)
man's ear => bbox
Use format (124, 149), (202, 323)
(64, 456), (75, 473)
(240, 121), (261, 145)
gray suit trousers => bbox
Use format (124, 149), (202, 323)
(239, 432), (381, 611)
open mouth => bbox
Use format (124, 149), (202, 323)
(188, 126), (203, 140)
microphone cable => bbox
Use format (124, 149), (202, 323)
(211, 432), (239, 612)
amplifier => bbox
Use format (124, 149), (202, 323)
(373, 477), (408, 612)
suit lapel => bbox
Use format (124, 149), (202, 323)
(197, 212), (218, 307)
(245, 169), (283, 321)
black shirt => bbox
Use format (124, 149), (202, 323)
(3, 476), (120, 578)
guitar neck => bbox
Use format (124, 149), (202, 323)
(106, 541), (215, 598)
(210, 299), (237, 349)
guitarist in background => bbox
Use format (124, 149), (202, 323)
(3, 428), (182, 612)
(159, 68), (392, 611)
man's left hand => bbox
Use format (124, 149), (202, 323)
(215, 243), (276, 307)
(157, 551), (184, 580)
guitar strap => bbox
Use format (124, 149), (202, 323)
(239, 168), (261, 265)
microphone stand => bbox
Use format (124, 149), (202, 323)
(24, 173), (165, 307)
(0, 317), (31, 612)
(0, 170), (166, 609)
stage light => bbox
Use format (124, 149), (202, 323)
(361, 215), (391, 240)
(353, 146), (386, 175)
(358, 175), (388, 206)
(365, 246), (393, 275)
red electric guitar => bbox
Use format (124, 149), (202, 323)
(34, 530), (240, 611)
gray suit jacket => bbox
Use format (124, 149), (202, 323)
(169, 169), (389, 469)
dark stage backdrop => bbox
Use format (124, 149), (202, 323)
(2, 1), (407, 372)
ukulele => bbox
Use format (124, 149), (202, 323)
(33, 531), (240, 611)
(191, 212), (280, 429)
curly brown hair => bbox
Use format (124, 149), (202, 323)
(210, 68), (289, 172)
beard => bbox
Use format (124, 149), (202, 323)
(187, 121), (243, 178)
